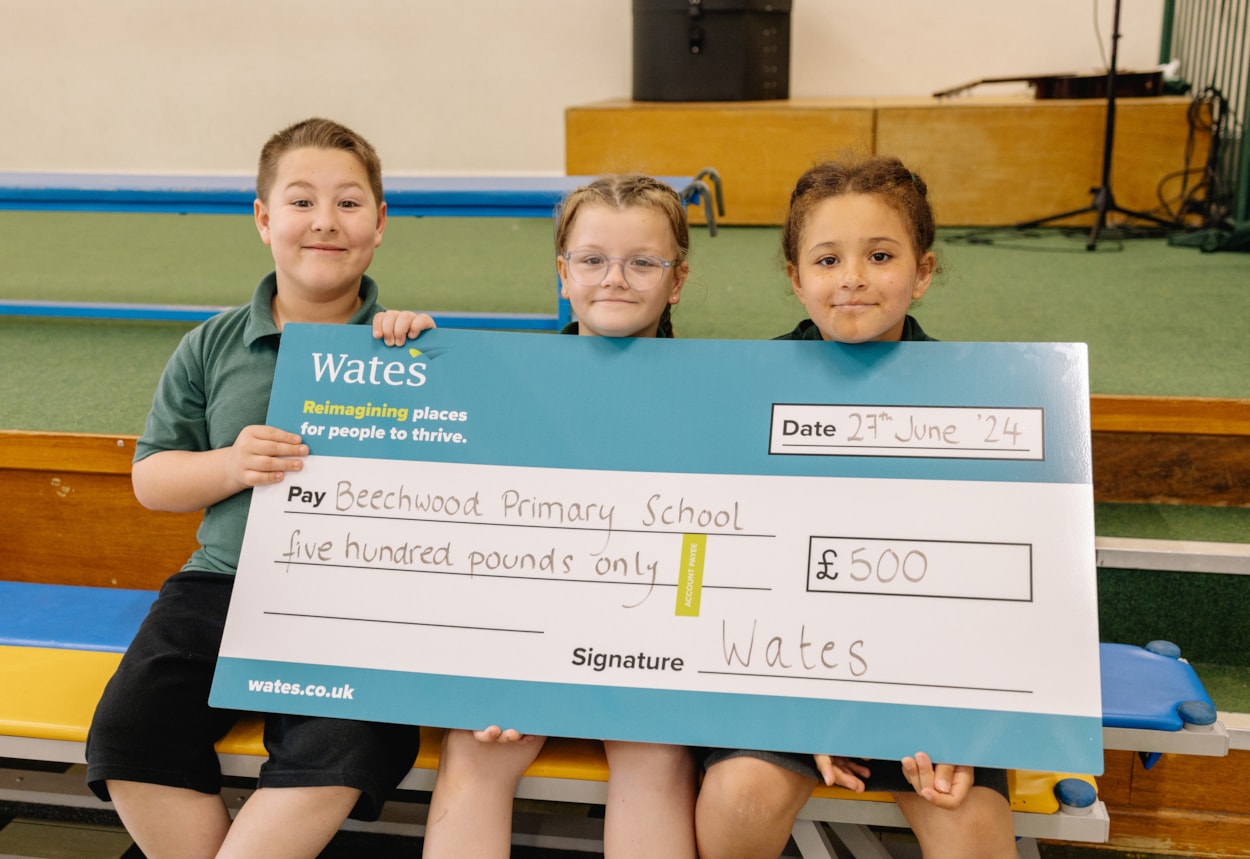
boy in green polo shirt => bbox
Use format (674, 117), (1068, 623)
(86, 117), (431, 859)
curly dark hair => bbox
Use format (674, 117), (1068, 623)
(782, 156), (935, 266)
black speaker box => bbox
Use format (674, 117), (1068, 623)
(632, 0), (792, 101)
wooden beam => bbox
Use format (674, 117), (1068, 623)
(1088, 397), (1250, 507)
(0, 430), (138, 474)
(1091, 395), (1250, 436)
(0, 431), (196, 589)
(5, 392), (1247, 592)
(6, 395), (1245, 473)
(1, 466), (197, 589)
(1092, 431), (1250, 506)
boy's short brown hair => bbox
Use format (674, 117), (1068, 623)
(256, 118), (383, 206)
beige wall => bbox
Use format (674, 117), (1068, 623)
(0, 0), (1164, 175)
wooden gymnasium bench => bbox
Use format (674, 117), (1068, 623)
(0, 170), (723, 331)
(0, 582), (1111, 858)
(0, 426), (1241, 855)
(1, 576), (1231, 857)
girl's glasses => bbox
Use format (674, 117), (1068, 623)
(561, 250), (678, 291)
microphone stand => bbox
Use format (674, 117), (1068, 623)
(1015, 0), (1177, 250)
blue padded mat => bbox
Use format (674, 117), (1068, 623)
(0, 580), (1217, 733)
(0, 173), (698, 218)
(0, 171), (703, 330)
(1099, 642), (1215, 731)
(0, 581), (155, 653)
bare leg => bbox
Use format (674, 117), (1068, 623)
(894, 786), (1017, 859)
(213, 785), (359, 859)
(106, 780), (231, 859)
(602, 741), (696, 859)
(695, 756), (817, 859)
(423, 728), (546, 859)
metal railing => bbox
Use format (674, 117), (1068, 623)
(1161, 0), (1250, 223)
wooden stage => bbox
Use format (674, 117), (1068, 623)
(566, 96), (1209, 227)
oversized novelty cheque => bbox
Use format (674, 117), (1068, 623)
(210, 325), (1102, 773)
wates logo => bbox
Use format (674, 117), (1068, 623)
(309, 348), (428, 387)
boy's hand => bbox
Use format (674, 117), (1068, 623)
(813, 754), (871, 791)
(901, 751), (974, 809)
(228, 425), (308, 488)
(373, 310), (436, 347)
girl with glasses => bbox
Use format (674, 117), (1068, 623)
(422, 174), (696, 859)
(554, 175), (689, 338)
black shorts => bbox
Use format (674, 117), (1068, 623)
(702, 748), (1010, 802)
(85, 570), (421, 821)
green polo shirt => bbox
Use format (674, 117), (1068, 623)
(135, 273), (385, 574)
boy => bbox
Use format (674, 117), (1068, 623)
(86, 117), (430, 859)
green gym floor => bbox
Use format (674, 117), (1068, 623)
(1, 212), (1247, 858)
(3, 212), (1249, 435)
(4, 210), (1246, 699)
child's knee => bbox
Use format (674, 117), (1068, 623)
(896, 786), (1015, 859)
(701, 756), (816, 825)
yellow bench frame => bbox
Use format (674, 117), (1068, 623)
(0, 645), (1107, 858)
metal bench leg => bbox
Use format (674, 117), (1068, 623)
(1015, 836), (1043, 859)
(790, 820), (841, 858)
(826, 822), (894, 859)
